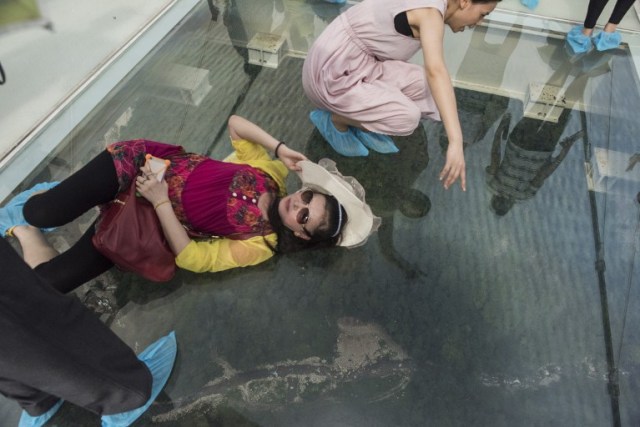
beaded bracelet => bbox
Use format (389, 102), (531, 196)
(275, 141), (285, 158)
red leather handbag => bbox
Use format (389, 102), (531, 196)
(92, 182), (176, 282)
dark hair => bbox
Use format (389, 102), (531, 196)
(491, 194), (514, 216)
(266, 193), (348, 254)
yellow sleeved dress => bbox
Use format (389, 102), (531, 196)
(174, 138), (288, 273)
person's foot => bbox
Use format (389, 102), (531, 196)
(322, 0), (346, 4)
(352, 128), (399, 154)
(566, 26), (593, 55)
(101, 332), (177, 427)
(309, 110), (369, 157)
(593, 31), (622, 51)
(520, 0), (538, 10)
(18, 400), (63, 427)
(0, 182), (59, 237)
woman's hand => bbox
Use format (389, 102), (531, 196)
(278, 145), (308, 172)
(135, 165), (169, 205)
(440, 142), (466, 191)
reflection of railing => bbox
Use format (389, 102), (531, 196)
(492, 5), (640, 35)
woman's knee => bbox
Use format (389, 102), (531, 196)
(389, 106), (421, 135)
(403, 108), (422, 134)
(363, 104), (421, 136)
(23, 194), (49, 227)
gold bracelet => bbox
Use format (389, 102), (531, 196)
(154, 199), (171, 210)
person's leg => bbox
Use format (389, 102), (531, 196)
(584, 0), (610, 34)
(340, 62), (433, 137)
(10, 226), (57, 268)
(0, 238), (151, 417)
(591, 0), (634, 49)
(6, 150), (119, 293)
(320, 63), (433, 154)
(605, 0), (635, 30)
(335, 61), (441, 153)
(31, 220), (114, 294)
(0, 182), (60, 237)
(23, 150), (119, 229)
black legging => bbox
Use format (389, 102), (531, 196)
(585, 0), (635, 28)
(24, 150), (120, 294)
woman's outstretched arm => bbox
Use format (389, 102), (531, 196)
(228, 115), (307, 171)
(411, 8), (466, 191)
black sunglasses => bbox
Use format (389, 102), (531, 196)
(296, 189), (314, 235)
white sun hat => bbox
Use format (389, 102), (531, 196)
(297, 159), (380, 248)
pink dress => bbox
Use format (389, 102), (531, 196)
(106, 140), (278, 237)
(302, 0), (445, 136)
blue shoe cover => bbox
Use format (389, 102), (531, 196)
(593, 31), (621, 51)
(565, 26), (593, 54)
(520, 0), (538, 9)
(353, 128), (399, 154)
(309, 110), (369, 157)
(322, 0), (346, 3)
(0, 182), (59, 236)
(19, 400), (63, 427)
(101, 332), (177, 427)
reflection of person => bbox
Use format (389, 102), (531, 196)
(438, 24), (521, 152)
(486, 38), (615, 216)
(486, 112), (583, 216)
(0, 116), (378, 294)
(303, 0), (501, 191)
(566, 0), (636, 53)
(0, 238), (177, 427)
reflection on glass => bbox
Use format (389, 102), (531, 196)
(485, 44), (614, 215)
(439, 25), (520, 155)
(486, 112), (583, 215)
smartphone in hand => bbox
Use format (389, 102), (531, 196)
(145, 154), (170, 182)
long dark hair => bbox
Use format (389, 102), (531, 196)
(266, 193), (348, 254)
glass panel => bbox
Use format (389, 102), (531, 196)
(1, 0), (639, 425)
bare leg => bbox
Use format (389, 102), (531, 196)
(10, 225), (58, 268)
(603, 22), (618, 32)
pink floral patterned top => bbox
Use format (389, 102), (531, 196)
(106, 138), (289, 273)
